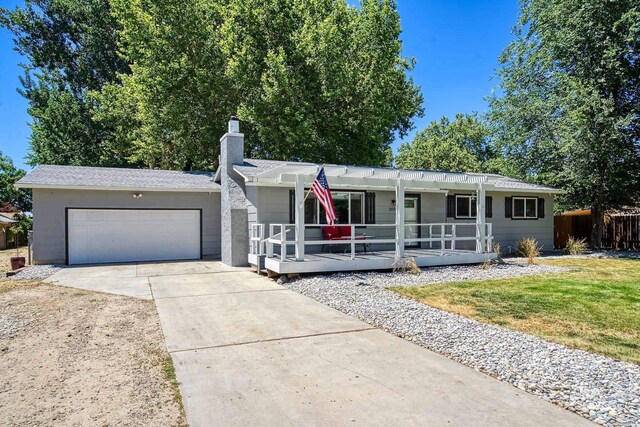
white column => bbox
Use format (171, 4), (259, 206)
(395, 180), (405, 258)
(295, 175), (305, 261)
(476, 184), (486, 253)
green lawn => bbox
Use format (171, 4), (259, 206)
(391, 258), (640, 364)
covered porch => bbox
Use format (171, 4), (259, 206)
(245, 163), (497, 274)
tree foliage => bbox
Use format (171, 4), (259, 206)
(0, 151), (31, 212)
(395, 114), (495, 172)
(97, 0), (423, 169)
(222, 0), (423, 166)
(4, 0), (422, 170)
(93, 0), (233, 170)
(1, 0), (131, 167)
(10, 213), (33, 246)
(488, 0), (640, 245)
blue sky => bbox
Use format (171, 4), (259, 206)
(0, 0), (519, 171)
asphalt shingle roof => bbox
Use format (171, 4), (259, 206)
(234, 158), (559, 192)
(16, 165), (219, 191)
(18, 161), (558, 193)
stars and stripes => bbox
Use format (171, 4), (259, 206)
(311, 167), (337, 225)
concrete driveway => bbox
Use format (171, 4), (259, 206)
(47, 261), (591, 426)
(45, 260), (248, 299)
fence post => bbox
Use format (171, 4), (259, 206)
(351, 225), (355, 260)
(280, 225), (286, 262)
(451, 224), (456, 251)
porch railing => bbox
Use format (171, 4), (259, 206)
(249, 222), (493, 262)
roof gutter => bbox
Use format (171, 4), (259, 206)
(14, 183), (221, 193)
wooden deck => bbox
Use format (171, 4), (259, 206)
(252, 248), (496, 274)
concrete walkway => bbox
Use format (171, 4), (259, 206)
(47, 261), (592, 426)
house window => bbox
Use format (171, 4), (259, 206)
(513, 197), (537, 219)
(306, 191), (364, 224)
(455, 195), (477, 219)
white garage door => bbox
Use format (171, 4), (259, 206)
(68, 209), (201, 265)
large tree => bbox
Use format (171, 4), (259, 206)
(222, 0), (423, 166)
(95, 0), (234, 170)
(489, 0), (640, 246)
(100, 0), (423, 169)
(0, 151), (31, 212)
(1, 0), (131, 167)
(395, 114), (495, 173)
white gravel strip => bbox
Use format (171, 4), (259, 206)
(5, 265), (61, 280)
(283, 263), (640, 426)
(0, 313), (30, 340)
(307, 261), (570, 288)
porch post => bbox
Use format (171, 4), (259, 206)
(395, 180), (405, 258)
(295, 174), (305, 261)
(476, 184), (486, 253)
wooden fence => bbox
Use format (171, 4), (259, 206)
(554, 214), (592, 249)
(554, 212), (640, 250)
(602, 215), (640, 250)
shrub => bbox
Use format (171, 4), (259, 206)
(516, 237), (541, 264)
(392, 257), (421, 274)
(492, 242), (503, 260)
(565, 236), (587, 255)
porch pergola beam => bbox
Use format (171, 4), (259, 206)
(261, 173), (493, 192)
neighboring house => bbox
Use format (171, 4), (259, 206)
(15, 118), (562, 272)
(0, 213), (17, 250)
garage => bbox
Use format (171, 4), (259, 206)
(67, 209), (201, 265)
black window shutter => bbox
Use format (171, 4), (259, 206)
(289, 190), (295, 223)
(446, 195), (455, 217)
(505, 197), (512, 218)
(486, 196), (493, 218)
(365, 192), (376, 224)
(538, 198), (545, 219)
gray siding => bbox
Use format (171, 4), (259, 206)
(484, 192), (554, 253)
(444, 191), (554, 252)
(32, 188), (221, 264)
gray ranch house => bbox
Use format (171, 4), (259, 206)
(16, 118), (561, 274)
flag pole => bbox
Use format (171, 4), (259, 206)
(299, 164), (326, 207)
(300, 187), (314, 206)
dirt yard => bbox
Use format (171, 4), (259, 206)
(0, 246), (28, 272)
(0, 280), (184, 426)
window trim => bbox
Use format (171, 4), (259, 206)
(454, 194), (477, 219)
(305, 190), (366, 225)
(512, 196), (538, 219)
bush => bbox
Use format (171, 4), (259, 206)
(492, 242), (503, 260)
(516, 237), (541, 264)
(392, 257), (421, 274)
(565, 236), (587, 255)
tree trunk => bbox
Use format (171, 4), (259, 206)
(590, 205), (604, 248)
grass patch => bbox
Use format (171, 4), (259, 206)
(391, 258), (640, 364)
(161, 355), (187, 426)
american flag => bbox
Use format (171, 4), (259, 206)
(311, 167), (337, 225)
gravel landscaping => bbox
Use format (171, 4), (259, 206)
(294, 260), (570, 288)
(283, 262), (640, 427)
(2, 264), (61, 280)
